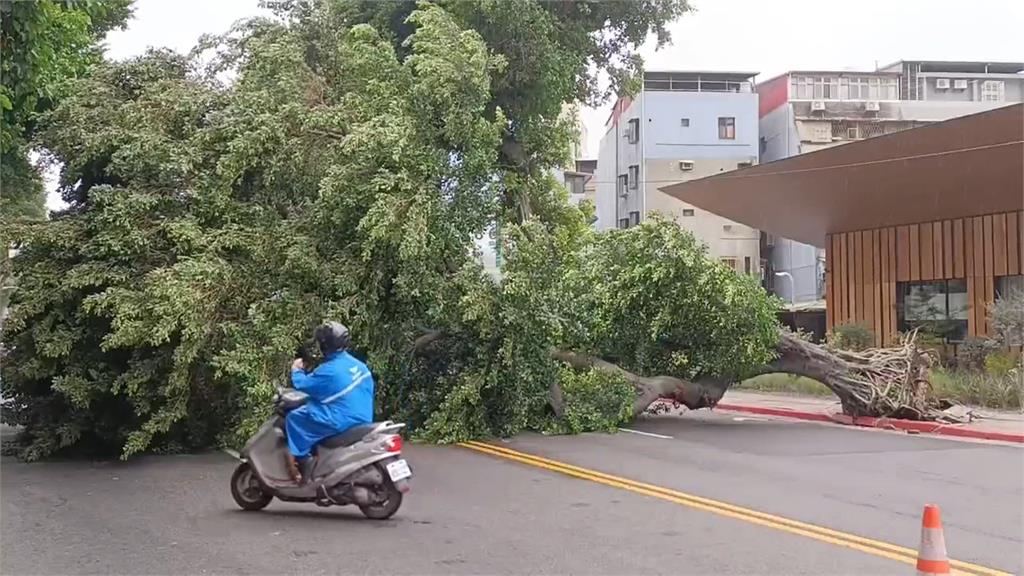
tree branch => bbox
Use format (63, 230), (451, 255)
(412, 329), (445, 353)
(550, 348), (729, 416)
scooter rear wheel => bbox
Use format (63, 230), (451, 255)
(231, 461), (273, 511)
(358, 469), (403, 520)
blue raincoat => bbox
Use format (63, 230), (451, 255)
(285, 351), (375, 458)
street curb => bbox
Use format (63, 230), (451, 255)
(714, 403), (1024, 444)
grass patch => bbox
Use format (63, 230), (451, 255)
(738, 374), (832, 397)
(930, 368), (1023, 411)
(738, 369), (1023, 411)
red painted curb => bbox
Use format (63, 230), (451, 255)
(714, 403), (1024, 444)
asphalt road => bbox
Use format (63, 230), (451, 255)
(2, 412), (1021, 575)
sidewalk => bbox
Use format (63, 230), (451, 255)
(714, 390), (1024, 444)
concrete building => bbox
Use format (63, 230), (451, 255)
(595, 71), (761, 275)
(563, 159), (596, 210)
(884, 60), (1024, 105)
(756, 61), (1024, 307)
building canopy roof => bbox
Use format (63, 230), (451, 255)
(880, 60), (1024, 74)
(660, 104), (1024, 248)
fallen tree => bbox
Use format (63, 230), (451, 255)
(550, 329), (938, 420)
(1, 0), (950, 461)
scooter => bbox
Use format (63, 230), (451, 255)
(229, 388), (412, 519)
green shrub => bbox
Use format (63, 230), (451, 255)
(827, 323), (874, 352)
(985, 351), (1020, 377)
(989, 289), (1024, 346)
(957, 337), (1000, 370)
(552, 367), (635, 435)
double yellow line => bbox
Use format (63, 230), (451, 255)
(460, 441), (1010, 576)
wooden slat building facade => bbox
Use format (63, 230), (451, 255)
(826, 211), (1024, 345)
(662, 103), (1024, 348)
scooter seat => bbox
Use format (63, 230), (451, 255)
(318, 423), (379, 448)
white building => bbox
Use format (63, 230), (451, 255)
(595, 71), (761, 274)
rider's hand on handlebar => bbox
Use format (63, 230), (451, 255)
(291, 358), (305, 371)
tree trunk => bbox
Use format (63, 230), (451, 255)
(550, 349), (730, 416)
(413, 327), (938, 421)
(552, 330), (937, 420)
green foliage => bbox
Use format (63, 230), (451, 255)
(556, 218), (781, 381)
(2, 0), (775, 460)
(826, 322), (874, 352)
(551, 367), (634, 434)
(319, 0), (692, 222)
(984, 352), (1019, 378)
(0, 0), (132, 219)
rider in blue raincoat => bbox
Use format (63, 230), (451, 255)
(286, 322), (374, 483)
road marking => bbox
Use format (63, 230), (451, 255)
(617, 427), (673, 439)
(460, 441), (1009, 576)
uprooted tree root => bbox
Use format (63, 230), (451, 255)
(763, 330), (942, 420)
(553, 330), (947, 421)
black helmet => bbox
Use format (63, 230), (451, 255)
(314, 321), (350, 356)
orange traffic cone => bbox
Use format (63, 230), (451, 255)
(916, 504), (951, 575)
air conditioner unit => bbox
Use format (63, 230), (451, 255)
(679, 160), (695, 172)
(810, 100), (826, 112)
(864, 101), (880, 112)
(935, 78), (950, 89)
(953, 79), (969, 90)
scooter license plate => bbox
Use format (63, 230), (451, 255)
(386, 459), (412, 481)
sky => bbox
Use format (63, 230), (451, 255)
(45, 0), (1024, 208)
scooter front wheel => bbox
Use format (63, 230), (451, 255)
(231, 461), (273, 511)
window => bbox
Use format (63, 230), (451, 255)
(628, 165), (639, 190)
(618, 217), (630, 229)
(790, 76), (814, 99)
(718, 117), (736, 140)
(682, 208), (695, 217)
(629, 211), (640, 226)
(680, 118), (690, 127)
(896, 280), (968, 342)
(720, 257), (738, 272)
(883, 78), (899, 100)
(848, 77), (868, 100)
(996, 275), (1024, 298)
(838, 78), (850, 100)
(564, 173), (585, 196)
(617, 174), (628, 196)
(981, 81), (1005, 102)
(810, 76), (839, 99)
(744, 256), (752, 275)
(626, 118), (640, 143)
(790, 75), (896, 101)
